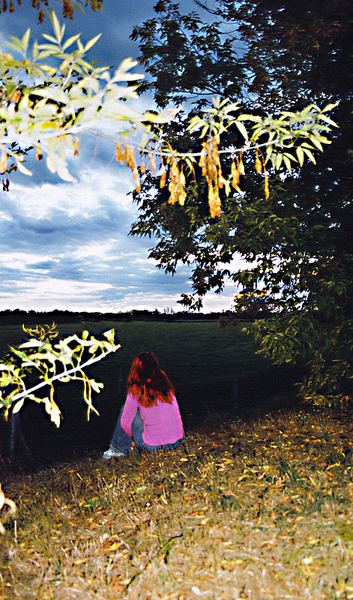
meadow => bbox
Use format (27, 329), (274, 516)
(1, 320), (352, 598)
(0, 319), (298, 464)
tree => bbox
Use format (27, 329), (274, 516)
(130, 0), (353, 406)
(0, 0), (343, 530)
(0, 4), (335, 435)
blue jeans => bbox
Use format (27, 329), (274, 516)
(110, 407), (183, 455)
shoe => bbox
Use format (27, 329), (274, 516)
(102, 448), (127, 459)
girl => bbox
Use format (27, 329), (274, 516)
(103, 352), (184, 458)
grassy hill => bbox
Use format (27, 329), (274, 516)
(1, 408), (353, 598)
(0, 319), (301, 464)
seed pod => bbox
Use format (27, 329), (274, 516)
(231, 158), (241, 191)
(208, 183), (222, 218)
(159, 151), (166, 188)
(63, 0), (74, 18)
(255, 148), (263, 173)
(115, 142), (124, 164)
(124, 145), (136, 171)
(35, 146), (43, 161)
(73, 137), (79, 157)
(264, 175), (270, 200)
(238, 152), (245, 175)
(149, 151), (157, 176)
(0, 153), (8, 173)
(133, 168), (141, 193)
(168, 157), (186, 206)
(10, 89), (21, 104)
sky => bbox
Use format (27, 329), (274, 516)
(0, 0), (238, 313)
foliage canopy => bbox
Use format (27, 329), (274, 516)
(130, 0), (353, 406)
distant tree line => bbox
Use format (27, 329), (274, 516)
(0, 308), (249, 324)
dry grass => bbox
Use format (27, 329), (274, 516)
(1, 407), (353, 599)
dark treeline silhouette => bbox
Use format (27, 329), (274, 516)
(0, 308), (234, 325)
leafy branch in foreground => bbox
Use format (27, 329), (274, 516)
(0, 14), (337, 215)
(0, 322), (120, 534)
(0, 12), (175, 182)
(0, 323), (120, 427)
(168, 97), (338, 217)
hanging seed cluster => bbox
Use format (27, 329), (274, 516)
(0, 0), (102, 20)
(0, 0), (18, 14)
(254, 148), (270, 200)
(115, 142), (141, 193)
(199, 139), (225, 218)
(115, 138), (272, 218)
(160, 151), (187, 207)
(230, 152), (245, 193)
(61, 0), (102, 19)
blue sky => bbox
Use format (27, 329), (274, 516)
(0, 0), (238, 313)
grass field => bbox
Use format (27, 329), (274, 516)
(1, 408), (353, 598)
(0, 320), (300, 464)
(4, 320), (351, 598)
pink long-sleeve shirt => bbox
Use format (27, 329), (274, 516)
(120, 392), (184, 446)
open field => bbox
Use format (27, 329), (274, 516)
(0, 320), (300, 464)
(1, 408), (353, 599)
(1, 321), (352, 598)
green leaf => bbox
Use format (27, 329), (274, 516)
(317, 114), (339, 128)
(42, 34), (59, 44)
(283, 156), (292, 172)
(308, 136), (323, 151)
(62, 34), (81, 51)
(275, 153), (283, 170)
(235, 121), (249, 141)
(112, 58), (143, 82)
(51, 11), (64, 44)
(237, 114), (261, 122)
(19, 340), (43, 348)
(84, 34), (102, 52)
(321, 101), (340, 113)
(22, 28), (31, 55)
(12, 399), (25, 414)
(302, 148), (317, 164)
(34, 87), (68, 104)
(296, 146), (304, 166)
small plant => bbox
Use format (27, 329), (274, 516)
(0, 323), (120, 534)
(0, 324), (120, 426)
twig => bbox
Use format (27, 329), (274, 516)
(10, 350), (115, 405)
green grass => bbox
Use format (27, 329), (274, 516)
(0, 320), (299, 463)
(1, 408), (353, 599)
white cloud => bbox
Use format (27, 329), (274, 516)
(0, 277), (113, 312)
(0, 166), (192, 312)
(0, 163), (244, 313)
(0, 0), (240, 314)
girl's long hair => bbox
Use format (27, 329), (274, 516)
(126, 352), (175, 407)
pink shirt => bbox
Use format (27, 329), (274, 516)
(120, 392), (184, 446)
